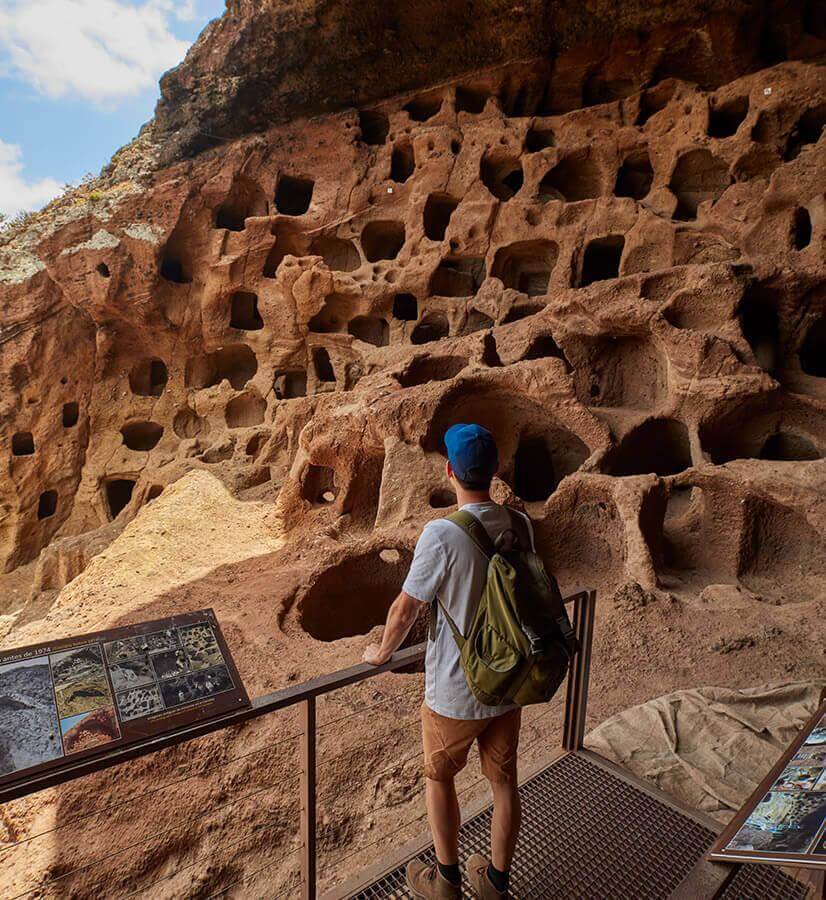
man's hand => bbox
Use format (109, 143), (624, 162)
(362, 643), (391, 666)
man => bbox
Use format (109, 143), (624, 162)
(363, 423), (530, 899)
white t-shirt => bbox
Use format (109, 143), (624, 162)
(402, 501), (535, 720)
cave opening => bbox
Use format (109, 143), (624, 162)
(312, 347), (336, 383)
(423, 193), (459, 241)
(738, 287), (780, 374)
(301, 465), (337, 504)
(522, 334), (566, 363)
(361, 221), (405, 262)
(160, 258), (189, 284)
(455, 85), (488, 114)
(230, 291), (264, 330)
(404, 94), (442, 122)
(121, 421), (163, 451)
(97, 263), (110, 278)
(215, 203), (247, 232)
(524, 127), (555, 153)
(392, 293), (418, 321)
(173, 407), (209, 438)
(185, 345), (258, 391)
(480, 153), (524, 201)
(513, 437), (556, 502)
(12, 432), (34, 456)
(300, 549), (413, 642)
(274, 370), (307, 400)
(614, 150), (653, 200)
(105, 480), (135, 520)
(785, 103), (826, 160)
(275, 175), (314, 216)
(607, 419), (692, 477)
(391, 143), (415, 182)
(225, 393), (266, 428)
(574, 336), (667, 409)
(538, 154), (602, 202)
(429, 489), (457, 509)
(129, 359), (168, 397)
(411, 313), (449, 345)
(670, 149), (731, 220)
(263, 228), (306, 278)
(37, 490), (58, 520)
(349, 316), (389, 347)
(512, 428), (589, 502)
(396, 356), (466, 388)
(358, 109), (389, 145)
(708, 96), (749, 138)
(430, 257), (485, 297)
(792, 207), (812, 251)
(800, 317), (826, 377)
(464, 309), (495, 333)
(579, 235), (625, 287)
(62, 402), (79, 428)
(759, 432), (820, 461)
(309, 236), (361, 272)
(635, 83), (675, 127)
(501, 303), (544, 324)
(492, 240), (558, 296)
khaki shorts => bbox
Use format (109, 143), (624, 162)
(421, 703), (521, 784)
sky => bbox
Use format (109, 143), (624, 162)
(0, 0), (226, 219)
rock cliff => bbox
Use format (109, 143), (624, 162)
(0, 0), (824, 894)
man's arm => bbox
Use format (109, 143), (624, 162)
(362, 591), (425, 665)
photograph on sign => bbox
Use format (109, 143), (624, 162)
(773, 765), (826, 792)
(0, 611), (249, 788)
(727, 790), (826, 854)
(0, 656), (63, 777)
(50, 645), (113, 718)
(60, 707), (121, 755)
(809, 718), (826, 745)
(794, 745), (826, 765)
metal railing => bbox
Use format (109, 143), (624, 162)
(0, 590), (596, 899)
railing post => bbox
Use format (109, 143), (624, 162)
(301, 696), (317, 899)
(563, 590), (597, 752)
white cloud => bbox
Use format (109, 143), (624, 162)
(0, 140), (62, 218)
(0, 0), (194, 104)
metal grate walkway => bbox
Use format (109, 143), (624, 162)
(349, 753), (809, 899)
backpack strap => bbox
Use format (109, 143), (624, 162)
(506, 507), (533, 552)
(446, 510), (496, 559)
(428, 510), (494, 646)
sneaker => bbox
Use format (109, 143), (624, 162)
(406, 859), (462, 899)
(465, 853), (508, 898)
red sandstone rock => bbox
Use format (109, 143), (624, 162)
(0, 3), (824, 895)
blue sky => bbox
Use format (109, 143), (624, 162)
(0, 0), (226, 218)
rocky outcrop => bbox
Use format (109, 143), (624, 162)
(0, 1), (825, 895)
(151, 0), (825, 163)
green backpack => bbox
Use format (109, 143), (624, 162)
(430, 508), (577, 708)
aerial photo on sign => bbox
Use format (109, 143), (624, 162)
(0, 611), (249, 786)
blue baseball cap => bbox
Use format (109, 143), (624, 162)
(444, 423), (498, 485)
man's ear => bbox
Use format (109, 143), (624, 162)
(446, 459), (454, 481)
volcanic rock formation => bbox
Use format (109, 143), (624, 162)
(0, 0), (825, 895)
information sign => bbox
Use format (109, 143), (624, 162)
(0, 610), (249, 787)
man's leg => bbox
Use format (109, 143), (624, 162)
(426, 776), (461, 866)
(489, 778), (521, 870)
(467, 708), (522, 895)
(406, 705), (477, 897)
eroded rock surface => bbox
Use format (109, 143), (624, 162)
(0, 2), (825, 895)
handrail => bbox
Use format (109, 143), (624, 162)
(0, 589), (595, 900)
(0, 641), (426, 805)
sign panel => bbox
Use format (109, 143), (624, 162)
(709, 699), (826, 869)
(0, 610), (249, 787)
